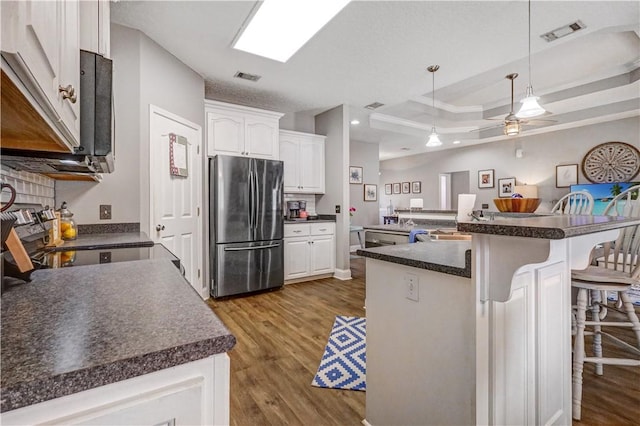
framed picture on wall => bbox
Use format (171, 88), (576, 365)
(385, 183), (392, 195)
(412, 181), (421, 193)
(556, 164), (578, 188)
(364, 184), (377, 201)
(478, 169), (495, 188)
(402, 182), (410, 194)
(349, 166), (363, 184)
(498, 177), (516, 198)
(393, 183), (401, 194)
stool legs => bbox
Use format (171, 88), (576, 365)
(573, 288), (587, 420)
(620, 291), (640, 348)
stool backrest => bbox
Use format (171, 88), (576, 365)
(551, 191), (594, 215)
(603, 184), (640, 217)
(601, 185), (640, 278)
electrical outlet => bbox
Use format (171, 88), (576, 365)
(100, 204), (111, 220)
(405, 273), (419, 301)
(482, 203), (489, 209)
(99, 252), (112, 264)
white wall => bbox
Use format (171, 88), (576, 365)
(56, 24), (205, 230)
(349, 140), (379, 245)
(380, 117), (640, 213)
(315, 105), (350, 278)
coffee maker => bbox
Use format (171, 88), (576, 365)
(298, 200), (307, 219)
(287, 201), (300, 220)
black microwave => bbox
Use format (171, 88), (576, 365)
(0, 50), (114, 175)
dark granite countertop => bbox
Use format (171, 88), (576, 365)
(49, 232), (154, 251)
(284, 219), (336, 224)
(393, 209), (457, 214)
(357, 241), (471, 278)
(364, 223), (458, 233)
(1, 258), (236, 413)
(457, 215), (640, 239)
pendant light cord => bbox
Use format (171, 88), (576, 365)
(528, 0), (532, 85)
(432, 70), (435, 127)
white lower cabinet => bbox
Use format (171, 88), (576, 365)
(1, 354), (230, 426)
(284, 223), (335, 282)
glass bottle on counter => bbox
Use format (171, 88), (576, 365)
(59, 201), (78, 240)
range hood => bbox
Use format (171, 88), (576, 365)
(1, 51), (113, 177)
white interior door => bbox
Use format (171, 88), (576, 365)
(149, 105), (204, 298)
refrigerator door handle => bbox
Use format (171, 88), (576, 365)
(224, 243), (281, 251)
(248, 167), (254, 231)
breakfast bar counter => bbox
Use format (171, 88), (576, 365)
(361, 214), (640, 426)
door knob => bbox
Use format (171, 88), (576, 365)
(156, 224), (165, 231)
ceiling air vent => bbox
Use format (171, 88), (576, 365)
(234, 71), (261, 82)
(365, 102), (385, 110)
(540, 20), (586, 42)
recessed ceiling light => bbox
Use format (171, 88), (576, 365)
(453, 140), (461, 145)
(233, 0), (351, 62)
(350, 119), (360, 125)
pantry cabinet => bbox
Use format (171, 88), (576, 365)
(205, 100), (283, 160)
(284, 222), (335, 282)
(279, 130), (325, 194)
(1, 0), (81, 150)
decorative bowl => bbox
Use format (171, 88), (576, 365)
(493, 198), (541, 213)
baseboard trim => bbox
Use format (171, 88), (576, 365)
(333, 268), (352, 280)
(284, 272), (334, 285)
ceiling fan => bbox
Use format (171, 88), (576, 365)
(476, 73), (554, 136)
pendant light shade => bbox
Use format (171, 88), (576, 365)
(426, 65), (442, 147)
(516, 0), (545, 119)
(426, 127), (442, 147)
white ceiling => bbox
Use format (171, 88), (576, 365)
(111, 0), (640, 160)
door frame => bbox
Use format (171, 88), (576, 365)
(149, 104), (205, 298)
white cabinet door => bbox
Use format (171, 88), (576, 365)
(245, 117), (278, 159)
(1, 0), (81, 149)
(80, 0), (111, 58)
(279, 134), (301, 192)
(310, 234), (335, 275)
(284, 237), (310, 280)
(207, 111), (245, 157)
(57, 0), (80, 143)
(299, 137), (325, 193)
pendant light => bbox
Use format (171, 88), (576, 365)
(426, 65), (442, 147)
(516, 0), (546, 118)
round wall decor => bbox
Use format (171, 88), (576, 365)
(581, 142), (640, 183)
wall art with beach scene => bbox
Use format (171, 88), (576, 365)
(570, 182), (639, 215)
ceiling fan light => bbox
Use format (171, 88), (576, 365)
(504, 121), (521, 136)
(426, 127), (442, 147)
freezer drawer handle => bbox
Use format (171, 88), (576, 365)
(224, 243), (281, 251)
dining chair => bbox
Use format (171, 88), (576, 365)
(570, 186), (640, 420)
(551, 191), (594, 214)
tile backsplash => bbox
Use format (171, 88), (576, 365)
(1, 166), (55, 208)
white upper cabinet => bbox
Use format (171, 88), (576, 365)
(1, 0), (109, 152)
(205, 100), (283, 160)
(279, 130), (325, 194)
(80, 0), (111, 58)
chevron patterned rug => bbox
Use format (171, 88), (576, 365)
(312, 316), (366, 391)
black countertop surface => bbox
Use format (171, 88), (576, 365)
(50, 232), (154, 251)
(1, 236), (235, 413)
(457, 214), (640, 239)
(357, 241), (471, 278)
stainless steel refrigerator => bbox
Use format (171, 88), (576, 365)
(209, 155), (284, 298)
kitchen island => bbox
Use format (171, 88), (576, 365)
(1, 257), (235, 425)
(357, 214), (640, 426)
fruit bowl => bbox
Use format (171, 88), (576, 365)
(493, 198), (541, 213)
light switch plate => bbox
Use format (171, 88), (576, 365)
(100, 204), (112, 220)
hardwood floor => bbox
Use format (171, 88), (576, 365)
(207, 258), (639, 425)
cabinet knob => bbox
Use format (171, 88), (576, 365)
(156, 224), (165, 231)
(58, 85), (77, 103)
